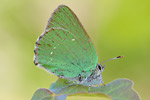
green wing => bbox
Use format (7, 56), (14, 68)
(34, 5), (97, 78)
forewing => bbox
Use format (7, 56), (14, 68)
(34, 5), (97, 78)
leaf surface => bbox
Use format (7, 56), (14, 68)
(49, 78), (140, 100)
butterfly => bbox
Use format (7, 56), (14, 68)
(34, 5), (122, 91)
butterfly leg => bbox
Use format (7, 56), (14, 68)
(97, 76), (105, 87)
(65, 80), (73, 84)
(102, 80), (105, 86)
(88, 85), (91, 92)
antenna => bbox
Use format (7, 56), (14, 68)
(100, 56), (124, 64)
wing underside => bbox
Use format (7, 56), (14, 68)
(34, 5), (97, 78)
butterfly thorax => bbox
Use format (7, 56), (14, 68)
(72, 64), (105, 86)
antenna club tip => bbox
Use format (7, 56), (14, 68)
(117, 56), (124, 58)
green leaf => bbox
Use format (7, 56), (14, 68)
(49, 78), (140, 100)
(31, 88), (67, 100)
(31, 78), (140, 100)
(31, 88), (53, 100)
(66, 92), (111, 100)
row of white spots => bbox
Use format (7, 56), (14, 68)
(50, 46), (57, 61)
(50, 47), (56, 55)
(50, 38), (75, 61)
(50, 38), (75, 54)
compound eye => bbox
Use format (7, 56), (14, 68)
(98, 64), (102, 70)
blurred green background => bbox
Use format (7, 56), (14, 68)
(0, 0), (149, 100)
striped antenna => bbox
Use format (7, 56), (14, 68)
(100, 56), (124, 64)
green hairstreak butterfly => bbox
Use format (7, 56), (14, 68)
(34, 5), (123, 91)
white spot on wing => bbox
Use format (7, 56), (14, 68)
(53, 47), (56, 49)
(72, 39), (75, 41)
(50, 59), (53, 61)
(50, 52), (53, 55)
